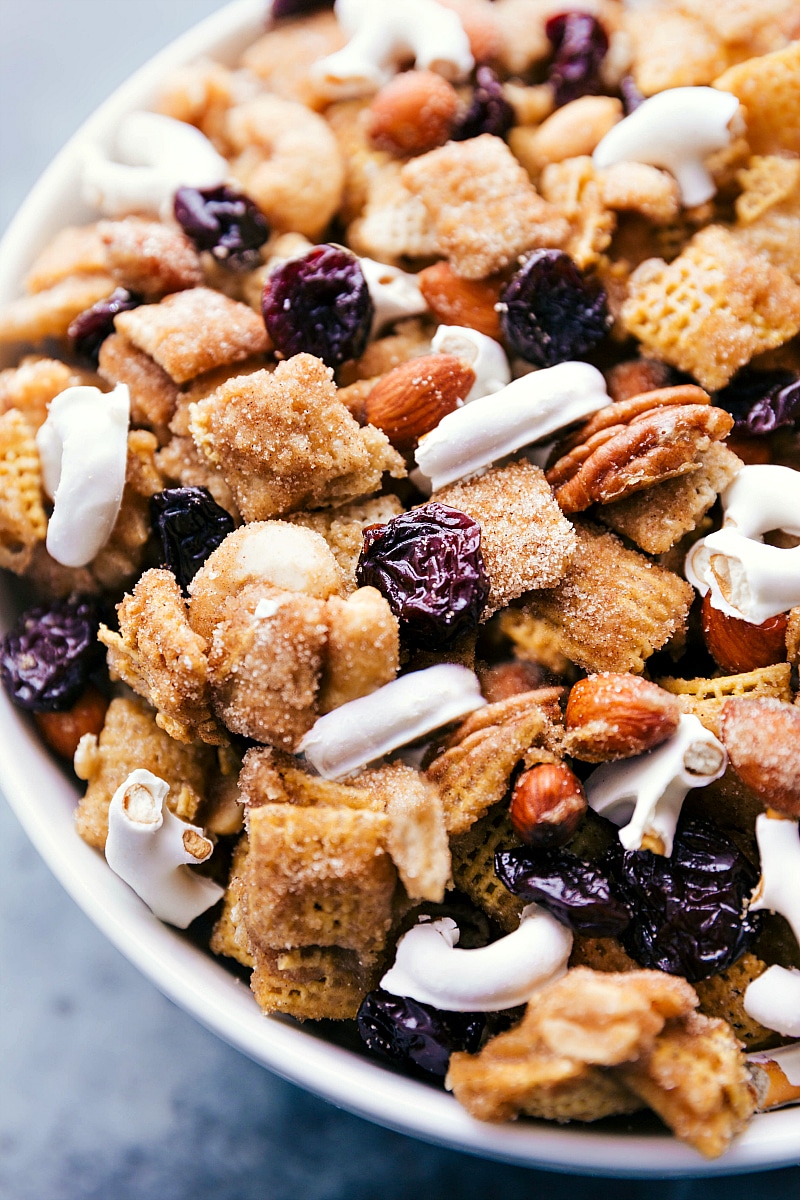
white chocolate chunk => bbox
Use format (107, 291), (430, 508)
(414, 361), (609, 491)
(360, 257), (428, 336)
(592, 87), (739, 207)
(36, 383), (130, 568)
(431, 325), (511, 403)
(311, 0), (474, 99)
(749, 1042), (800, 1087)
(380, 905), (572, 1012)
(586, 714), (727, 856)
(744, 966), (800, 1039)
(750, 814), (800, 947)
(105, 769), (224, 929)
(82, 111), (228, 219)
(299, 663), (485, 780)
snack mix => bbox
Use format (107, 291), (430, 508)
(9, 0), (800, 1160)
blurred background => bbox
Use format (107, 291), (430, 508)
(2, 3), (800, 1197)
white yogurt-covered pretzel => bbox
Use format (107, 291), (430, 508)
(750, 813), (800, 947)
(105, 769), (224, 929)
(380, 905), (572, 1012)
(311, 0), (474, 99)
(82, 111), (228, 220)
(685, 465), (800, 623)
(36, 382), (130, 568)
(360, 257), (428, 336)
(744, 965), (800, 1039)
(592, 87), (740, 207)
(299, 663), (485, 779)
(414, 361), (610, 491)
(586, 714), (727, 856)
(431, 325), (511, 404)
(749, 1042), (800, 1087)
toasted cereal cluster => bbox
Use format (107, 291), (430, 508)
(7, 0), (800, 1159)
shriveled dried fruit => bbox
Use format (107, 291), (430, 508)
(701, 593), (789, 675)
(500, 250), (609, 368)
(545, 12), (609, 109)
(495, 845), (632, 936)
(174, 184), (269, 273)
(451, 67), (514, 142)
(509, 763), (587, 848)
(270, 0), (333, 20)
(150, 486), (236, 595)
(356, 504), (489, 651)
(68, 287), (143, 367)
(357, 988), (485, 1077)
(262, 245), (374, 368)
(0, 596), (104, 712)
(714, 370), (800, 437)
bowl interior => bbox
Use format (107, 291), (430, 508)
(1, 0), (799, 1176)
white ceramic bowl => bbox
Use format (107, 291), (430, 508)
(2, 0), (799, 1176)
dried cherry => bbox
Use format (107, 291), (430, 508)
(714, 369), (800, 436)
(500, 250), (610, 367)
(545, 11), (609, 108)
(150, 486), (236, 594)
(452, 67), (515, 141)
(0, 596), (104, 712)
(174, 184), (269, 273)
(356, 989), (485, 1077)
(68, 287), (143, 366)
(495, 846), (632, 936)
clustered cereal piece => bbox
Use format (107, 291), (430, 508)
(324, 98), (393, 226)
(0, 274), (116, 344)
(715, 39), (800, 155)
(287, 496), (403, 589)
(432, 461), (577, 617)
(401, 134), (569, 279)
(241, 10), (346, 110)
(657, 662), (792, 737)
(347, 161), (441, 263)
(537, 157), (616, 270)
(98, 334), (180, 440)
(209, 834), (254, 967)
(338, 319), (432, 387)
(73, 695), (214, 849)
(621, 226), (800, 390)
(732, 155), (800, 284)
(0, 409), (48, 572)
(520, 521), (694, 675)
(188, 354), (404, 521)
(0, 357), (81, 431)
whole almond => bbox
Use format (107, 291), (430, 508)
(35, 685), (109, 760)
(368, 70), (459, 157)
(417, 261), (504, 340)
(509, 762), (587, 847)
(701, 592), (789, 675)
(565, 673), (681, 762)
(364, 354), (475, 453)
(720, 696), (800, 817)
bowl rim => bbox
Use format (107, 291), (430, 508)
(2, 0), (800, 1176)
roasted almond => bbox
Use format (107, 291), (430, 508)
(720, 695), (800, 817)
(565, 673), (681, 762)
(364, 353), (475, 453)
(509, 762), (587, 847)
(368, 70), (459, 157)
(417, 261), (504, 340)
(701, 592), (789, 675)
(35, 685), (109, 760)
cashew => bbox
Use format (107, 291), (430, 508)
(380, 905), (572, 1011)
(431, 325), (510, 403)
(105, 769), (224, 929)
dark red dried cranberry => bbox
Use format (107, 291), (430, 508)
(68, 288), (143, 367)
(0, 596), (104, 712)
(607, 818), (761, 982)
(619, 74), (645, 115)
(714, 369), (800, 436)
(356, 504), (489, 650)
(495, 846), (631, 936)
(271, 0), (333, 18)
(356, 989), (485, 1077)
(452, 67), (515, 141)
(150, 487), (236, 594)
(174, 185), (269, 273)
(545, 11), (609, 108)
(500, 250), (610, 367)
(262, 244), (374, 368)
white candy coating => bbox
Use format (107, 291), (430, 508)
(586, 714), (727, 856)
(431, 325), (511, 403)
(592, 87), (739, 207)
(36, 383), (130, 568)
(360, 257), (428, 336)
(105, 769), (224, 929)
(299, 663), (485, 780)
(311, 0), (474, 99)
(749, 1042), (800, 1087)
(750, 814), (800, 948)
(82, 111), (228, 219)
(380, 905), (572, 1012)
(744, 966), (800, 1039)
(414, 361), (610, 491)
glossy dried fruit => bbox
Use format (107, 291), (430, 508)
(608, 818), (761, 982)
(271, 0), (333, 17)
(262, 244), (374, 368)
(500, 250), (610, 368)
(619, 75), (645, 115)
(495, 845), (632, 936)
(452, 67), (515, 142)
(509, 763), (587, 848)
(357, 988), (485, 1077)
(356, 504), (489, 650)
(714, 369), (800, 436)
(150, 486), (236, 595)
(545, 11), (609, 109)
(68, 287), (143, 366)
(174, 184), (269, 273)
(701, 592), (789, 675)
(0, 596), (104, 712)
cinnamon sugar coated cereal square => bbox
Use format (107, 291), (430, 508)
(0, 409), (47, 573)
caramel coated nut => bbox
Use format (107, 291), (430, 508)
(368, 70), (459, 156)
(417, 261), (503, 340)
(720, 696), (800, 818)
(364, 354), (475, 453)
(34, 685), (109, 760)
(565, 674), (681, 763)
(509, 763), (587, 848)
